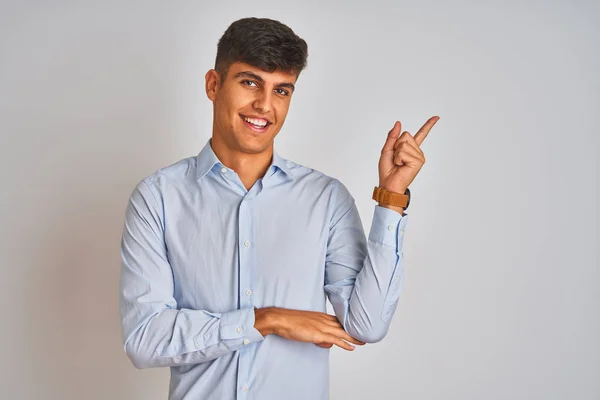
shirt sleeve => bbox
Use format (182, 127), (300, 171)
(324, 178), (409, 343)
(119, 179), (264, 369)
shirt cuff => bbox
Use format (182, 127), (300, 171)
(368, 205), (409, 248)
(219, 307), (265, 344)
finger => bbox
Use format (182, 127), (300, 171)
(381, 121), (402, 155)
(413, 116), (440, 147)
(323, 318), (344, 329)
(343, 336), (366, 346)
(322, 314), (339, 322)
(324, 326), (366, 345)
(318, 332), (355, 351)
(402, 134), (425, 157)
(329, 335), (356, 351)
(316, 342), (333, 349)
(338, 332), (366, 346)
(393, 130), (412, 150)
(394, 150), (423, 168)
(396, 141), (425, 164)
(318, 315), (366, 345)
(327, 326), (366, 345)
(319, 317), (342, 328)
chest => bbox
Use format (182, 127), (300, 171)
(163, 186), (331, 311)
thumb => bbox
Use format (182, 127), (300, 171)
(381, 121), (401, 155)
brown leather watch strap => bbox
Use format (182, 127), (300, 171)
(372, 186), (409, 207)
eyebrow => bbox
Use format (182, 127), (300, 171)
(233, 71), (295, 92)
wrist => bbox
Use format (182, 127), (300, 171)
(374, 185), (409, 214)
(254, 307), (279, 336)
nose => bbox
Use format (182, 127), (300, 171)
(252, 88), (272, 114)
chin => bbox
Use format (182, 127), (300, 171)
(231, 133), (270, 152)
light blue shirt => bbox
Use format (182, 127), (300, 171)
(119, 138), (409, 400)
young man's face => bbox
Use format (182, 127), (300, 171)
(205, 61), (298, 155)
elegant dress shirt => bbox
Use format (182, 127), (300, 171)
(119, 137), (409, 400)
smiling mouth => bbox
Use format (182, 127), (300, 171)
(240, 114), (271, 132)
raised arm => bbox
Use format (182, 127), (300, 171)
(325, 117), (437, 343)
(119, 180), (264, 369)
(324, 178), (408, 343)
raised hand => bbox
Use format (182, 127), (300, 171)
(254, 307), (366, 351)
(378, 116), (440, 194)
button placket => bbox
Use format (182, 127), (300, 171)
(238, 200), (253, 310)
(237, 197), (255, 395)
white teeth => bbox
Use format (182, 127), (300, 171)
(243, 116), (268, 127)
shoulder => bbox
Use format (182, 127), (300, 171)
(146, 154), (198, 185)
(130, 155), (198, 201)
(284, 158), (353, 203)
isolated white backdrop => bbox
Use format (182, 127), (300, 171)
(1, 1), (598, 399)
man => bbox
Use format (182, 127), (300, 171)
(119, 17), (439, 400)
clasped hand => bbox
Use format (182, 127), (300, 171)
(254, 307), (365, 351)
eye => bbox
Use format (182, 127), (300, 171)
(241, 80), (257, 87)
(275, 88), (290, 96)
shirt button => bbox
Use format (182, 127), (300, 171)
(236, 327), (243, 334)
(388, 225), (395, 231)
(243, 339), (250, 345)
(242, 385), (249, 392)
(245, 289), (252, 296)
(393, 275), (400, 282)
(220, 167), (227, 174)
(399, 230), (404, 235)
(244, 240), (250, 247)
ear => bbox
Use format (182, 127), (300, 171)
(205, 69), (220, 102)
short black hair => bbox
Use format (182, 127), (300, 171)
(215, 17), (308, 80)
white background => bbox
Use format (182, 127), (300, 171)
(1, 1), (598, 399)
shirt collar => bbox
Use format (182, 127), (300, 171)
(195, 137), (295, 182)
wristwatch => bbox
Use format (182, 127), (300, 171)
(372, 186), (410, 210)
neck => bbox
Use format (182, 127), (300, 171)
(210, 134), (274, 191)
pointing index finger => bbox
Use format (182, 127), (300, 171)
(413, 116), (440, 146)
